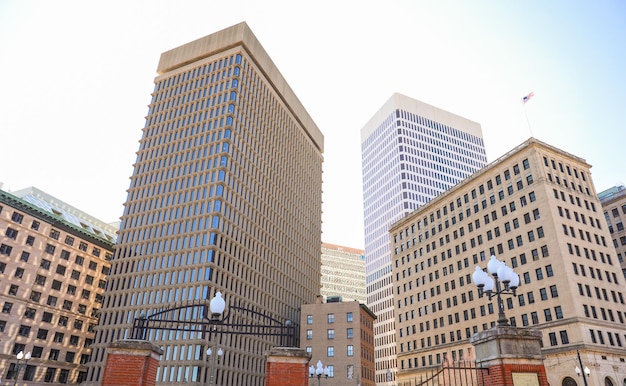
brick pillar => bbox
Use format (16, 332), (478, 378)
(265, 347), (311, 386)
(101, 339), (163, 386)
(470, 326), (549, 386)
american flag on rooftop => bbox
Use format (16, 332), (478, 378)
(522, 92), (535, 103)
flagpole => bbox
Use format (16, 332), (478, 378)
(522, 102), (533, 138)
(521, 91), (535, 138)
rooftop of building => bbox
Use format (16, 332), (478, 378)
(1, 187), (118, 246)
(598, 185), (626, 202)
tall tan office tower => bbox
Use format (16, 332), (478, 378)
(360, 94), (487, 384)
(85, 22), (324, 385)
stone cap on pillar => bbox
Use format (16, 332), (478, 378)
(470, 326), (544, 364)
(265, 347), (312, 363)
(108, 339), (164, 357)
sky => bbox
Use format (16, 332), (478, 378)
(1, 1), (625, 250)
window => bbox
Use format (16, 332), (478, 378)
(40, 259), (51, 270)
(347, 312), (353, 322)
(347, 345), (354, 356)
(53, 332), (64, 343)
(11, 212), (24, 223)
(51, 280), (62, 290)
(2, 302), (13, 313)
(31, 220), (40, 230)
(59, 368), (70, 383)
(560, 330), (569, 344)
(18, 325), (31, 337)
(49, 349), (60, 360)
(8, 284), (19, 296)
(307, 315), (312, 324)
(20, 251), (30, 262)
(306, 330), (312, 340)
(327, 329), (335, 339)
(42, 312), (53, 323)
(549, 332), (558, 346)
(32, 346), (43, 358)
(550, 285), (559, 298)
(35, 275), (46, 285)
(5, 227), (18, 239)
(49, 229), (60, 240)
(327, 314), (334, 323)
(24, 307), (36, 319)
(69, 335), (80, 346)
(327, 346), (334, 357)
(47, 296), (58, 307)
(56, 265), (67, 276)
(0, 244), (13, 256)
(347, 328), (354, 339)
(555, 306), (564, 319)
(544, 308), (552, 321)
(37, 329), (49, 340)
(30, 291), (42, 303)
(44, 368), (57, 382)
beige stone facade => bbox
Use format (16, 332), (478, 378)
(599, 185), (626, 280)
(301, 297), (376, 386)
(0, 188), (114, 384)
(321, 243), (366, 303)
(390, 138), (626, 386)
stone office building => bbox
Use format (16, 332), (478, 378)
(0, 187), (115, 384)
(390, 138), (626, 386)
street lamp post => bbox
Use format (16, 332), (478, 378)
(13, 351), (31, 386)
(207, 292), (226, 386)
(309, 360), (329, 386)
(472, 255), (520, 326)
(206, 346), (224, 386)
(575, 350), (590, 386)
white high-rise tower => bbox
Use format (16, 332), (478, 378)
(360, 93), (487, 384)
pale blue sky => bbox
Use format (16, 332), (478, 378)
(1, 1), (624, 249)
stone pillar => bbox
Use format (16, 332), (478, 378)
(470, 326), (549, 386)
(265, 347), (311, 386)
(101, 339), (163, 386)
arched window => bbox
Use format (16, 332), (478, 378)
(562, 377), (577, 386)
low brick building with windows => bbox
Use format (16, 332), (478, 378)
(0, 187), (116, 384)
(301, 296), (376, 386)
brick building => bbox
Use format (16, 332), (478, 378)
(0, 187), (115, 384)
